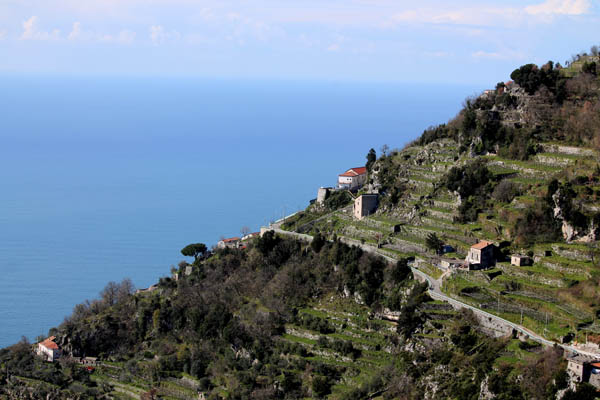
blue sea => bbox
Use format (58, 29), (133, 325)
(0, 77), (482, 347)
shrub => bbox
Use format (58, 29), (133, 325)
(324, 190), (352, 210)
(311, 232), (326, 253)
(312, 376), (332, 398)
(492, 180), (518, 203)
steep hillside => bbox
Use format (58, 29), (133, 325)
(2, 50), (600, 400)
(284, 53), (600, 346)
(0, 236), (581, 400)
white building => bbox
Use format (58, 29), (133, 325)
(36, 336), (61, 362)
(338, 167), (367, 190)
(242, 232), (260, 241)
(217, 237), (241, 249)
(465, 241), (495, 270)
(511, 255), (532, 267)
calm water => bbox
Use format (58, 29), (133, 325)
(0, 77), (482, 347)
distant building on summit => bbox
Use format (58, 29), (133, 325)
(465, 241), (495, 270)
(338, 167), (367, 190)
(36, 336), (61, 362)
(353, 194), (378, 219)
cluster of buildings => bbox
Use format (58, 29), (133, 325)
(437, 240), (533, 272)
(317, 166), (379, 220)
(436, 241), (496, 271)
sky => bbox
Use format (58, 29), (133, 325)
(0, 0), (598, 83)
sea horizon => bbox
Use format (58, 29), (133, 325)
(0, 77), (484, 347)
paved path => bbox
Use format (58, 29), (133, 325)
(263, 226), (599, 358)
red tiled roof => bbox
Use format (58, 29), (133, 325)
(471, 241), (494, 250)
(221, 237), (240, 242)
(339, 167), (367, 177)
(40, 337), (59, 350)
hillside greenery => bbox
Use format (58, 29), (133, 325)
(280, 45), (600, 354)
(2, 238), (593, 399)
(3, 46), (600, 399)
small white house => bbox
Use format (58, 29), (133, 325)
(465, 241), (495, 269)
(36, 336), (61, 362)
(338, 167), (367, 190)
(511, 255), (532, 267)
(217, 237), (241, 249)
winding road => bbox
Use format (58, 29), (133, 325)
(264, 226), (600, 358)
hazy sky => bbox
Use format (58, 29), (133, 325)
(0, 0), (598, 83)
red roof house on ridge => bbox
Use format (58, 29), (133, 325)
(338, 167), (367, 190)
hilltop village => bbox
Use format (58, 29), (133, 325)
(2, 51), (600, 399)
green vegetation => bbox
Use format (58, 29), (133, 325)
(180, 243), (208, 261)
(5, 47), (600, 399)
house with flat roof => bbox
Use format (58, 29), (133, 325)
(465, 241), (495, 270)
(511, 255), (532, 267)
(439, 258), (465, 270)
(338, 167), (367, 190)
(353, 194), (378, 219)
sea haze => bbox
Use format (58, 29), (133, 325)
(0, 77), (483, 347)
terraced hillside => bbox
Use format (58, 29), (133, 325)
(4, 51), (600, 400)
(282, 59), (600, 348)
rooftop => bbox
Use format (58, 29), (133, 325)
(567, 353), (599, 364)
(39, 337), (59, 350)
(471, 241), (494, 250)
(339, 167), (367, 177)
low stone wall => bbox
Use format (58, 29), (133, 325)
(540, 144), (596, 157)
(421, 217), (456, 231)
(541, 261), (589, 277)
(261, 227), (313, 242)
(427, 209), (455, 222)
(432, 200), (459, 210)
(534, 154), (575, 167)
(428, 292), (513, 338)
(387, 238), (428, 254)
(551, 245), (592, 262)
(488, 160), (555, 177)
(496, 264), (567, 287)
